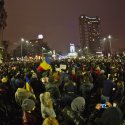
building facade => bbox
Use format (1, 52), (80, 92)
(0, 0), (7, 62)
(79, 15), (102, 54)
(0, 0), (7, 47)
(13, 36), (51, 58)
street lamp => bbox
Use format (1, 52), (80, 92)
(26, 40), (29, 44)
(38, 34), (43, 39)
(103, 38), (106, 41)
(108, 35), (112, 55)
(101, 38), (106, 51)
(21, 38), (24, 58)
(42, 47), (45, 57)
(85, 46), (88, 55)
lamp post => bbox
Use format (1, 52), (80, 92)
(42, 47), (45, 57)
(21, 38), (24, 59)
(85, 46), (88, 55)
(102, 38), (106, 51)
(108, 35), (112, 55)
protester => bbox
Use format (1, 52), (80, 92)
(42, 117), (59, 125)
(0, 56), (125, 125)
(40, 92), (56, 118)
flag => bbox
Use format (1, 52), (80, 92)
(37, 57), (52, 72)
(25, 75), (33, 93)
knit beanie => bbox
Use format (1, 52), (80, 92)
(71, 97), (85, 112)
(100, 70), (105, 74)
(101, 107), (123, 125)
(1, 77), (8, 83)
(21, 99), (35, 111)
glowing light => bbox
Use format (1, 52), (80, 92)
(21, 38), (24, 42)
(38, 34), (43, 39)
(26, 40), (29, 43)
(108, 35), (111, 39)
(103, 38), (106, 41)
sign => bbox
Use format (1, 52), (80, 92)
(60, 64), (67, 70)
(55, 68), (61, 72)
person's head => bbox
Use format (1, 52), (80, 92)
(21, 99), (35, 112)
(71, 97), (85, 113)
(42, 117), (59, 125)
(1, 77), (8, 84)
(32, 72), (37, 78)
(43, 92), (51, 100)
(15, 79), (25, 88)
(101, 107), (123, 125)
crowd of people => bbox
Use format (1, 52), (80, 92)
(0, 56), (125, 125)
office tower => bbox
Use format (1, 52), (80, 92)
(79, 15), (101, 54)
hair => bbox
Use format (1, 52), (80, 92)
(42, 117), (59, 125)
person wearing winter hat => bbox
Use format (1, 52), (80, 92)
(15, 82), (36, 106)
(21, 99), (35, 112)
(61, 97), (86, 125)
(21, 99), (37, 125)
(71, 97), (85, 113)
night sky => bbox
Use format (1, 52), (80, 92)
(4, 0), (125, 53)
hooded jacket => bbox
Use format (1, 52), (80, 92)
(39, 93), (56, 118)
(15, 88), (36, 106)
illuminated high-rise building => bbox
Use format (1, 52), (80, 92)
(79, 15), (102, 54)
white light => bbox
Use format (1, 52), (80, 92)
(108, 35), (111, 39)
(85, 46), (88, 49)
(85, 16), (96, 19)
(81, 16), (83, 18)
(21, 38), (24, 42)
(38, 34), (43, 39)
(70, 43), (75, 53)
(103, 38), (106, 41)
(42, 47), (45, 50)
(26, 40), (29, 43)
(96, 51), (102, 54)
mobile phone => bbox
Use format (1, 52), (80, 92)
(101, 104), (107, 108)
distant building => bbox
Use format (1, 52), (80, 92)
(29, 36), (50, 56)
(79, 15), (102, 54)
(0, 0), (7, 62)
(0, 0), (7, 47)
(70, 43), (75, 53)
(13, 35), (51, 58)
(67, 43), (78, 58)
